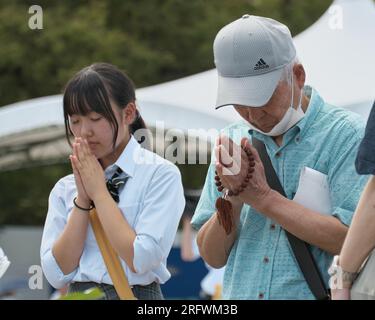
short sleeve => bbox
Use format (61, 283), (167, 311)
(191, 157), (220, 231)
(355, 102), (375, 175)
(132, 164), (185, 274)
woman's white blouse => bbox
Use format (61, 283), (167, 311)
(40, 136), (185, 289)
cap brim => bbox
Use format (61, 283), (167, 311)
(215, 68), (283, 109)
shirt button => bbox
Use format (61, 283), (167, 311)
(275, 152), (281, 158)
(270, 224), (276, 230)
(295, 136), (300, 143)
(258, 293), (264, 299)
(263, 257), (269, 264)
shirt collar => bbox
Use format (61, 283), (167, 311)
(104, 135), (140, 178)
(294, 86), (323, 136)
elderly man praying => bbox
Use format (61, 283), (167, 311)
(192, 15), (368, 300)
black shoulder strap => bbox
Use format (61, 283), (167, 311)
(252, 136), (330, 300)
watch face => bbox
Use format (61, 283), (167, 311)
(328, 256), (358, 289)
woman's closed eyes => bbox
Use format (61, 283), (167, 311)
(70, 115), (103, 125)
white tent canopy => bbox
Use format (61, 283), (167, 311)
(293, 0), (375, 118)
(0, 0), (374, 171)
(136, 0), (375, 122)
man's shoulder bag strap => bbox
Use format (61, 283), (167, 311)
(252, 136), (330, 300)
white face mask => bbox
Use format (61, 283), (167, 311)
(246, 77), (305, 137)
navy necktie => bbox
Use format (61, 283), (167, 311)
(106, 167), (129, 203)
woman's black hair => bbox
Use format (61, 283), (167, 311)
(63, 62), (147, 150)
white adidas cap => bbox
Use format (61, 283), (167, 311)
(214, 14), (296, 109)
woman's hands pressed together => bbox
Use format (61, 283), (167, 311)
(69, 137), (107, 205)
(53, 136), (106, 275)
(68, 138), (137, 272)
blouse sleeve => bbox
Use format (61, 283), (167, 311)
(132, 164), (185, 274)
(40, 180), (77, 289)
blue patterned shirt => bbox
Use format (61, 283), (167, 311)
(191, 86), (368, 299)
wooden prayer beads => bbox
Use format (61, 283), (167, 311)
(215, 144), (255, 235)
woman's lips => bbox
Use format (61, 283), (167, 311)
(88, 142), (99, 148)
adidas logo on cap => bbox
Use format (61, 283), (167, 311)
(254, 58), (269, 70)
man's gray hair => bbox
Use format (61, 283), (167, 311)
(279, 56), (301, 86)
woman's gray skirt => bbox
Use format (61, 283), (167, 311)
(68, 281), (164, 300)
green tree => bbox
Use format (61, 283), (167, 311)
(0, 0), (331, 107)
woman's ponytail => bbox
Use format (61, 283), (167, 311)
(130, 109), (147, 135)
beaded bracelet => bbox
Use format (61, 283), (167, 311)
(215, 145), (255, 234)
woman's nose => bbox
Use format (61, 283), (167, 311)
(80, 121), (93, 138)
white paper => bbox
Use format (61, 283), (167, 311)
(293, 167), (332, 215)
(0, 247), (11, 279)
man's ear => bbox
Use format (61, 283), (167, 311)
(293, 63), (306, 89)
(123, 102), (137, 125)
